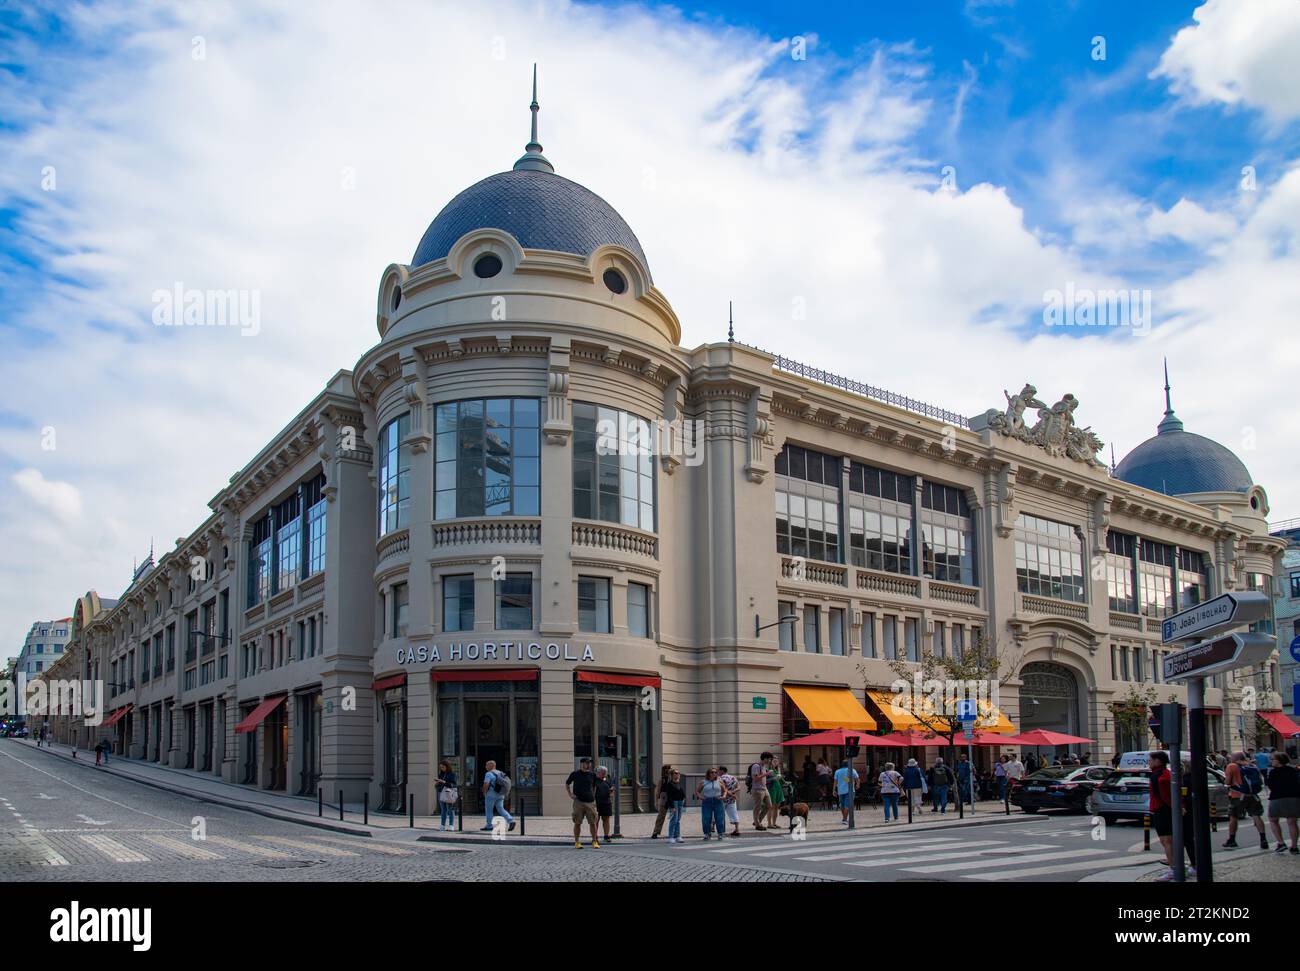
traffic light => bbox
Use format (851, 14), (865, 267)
(1148, 703), (1183, 746)
(601, 734), (622, 758)
(845, 735), (860, 758)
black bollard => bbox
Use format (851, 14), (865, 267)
(364, 790), (369, 826)
(339, 789), (344, 822)
(409, 793), (414, 828)
(520, 794), (525, 836)
(318, 788), (323, 818)
(457, 796), (463, 832)
(907, 791), (914, 824)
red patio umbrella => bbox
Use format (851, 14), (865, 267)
(780, 729), (896, 747)
(1005, 729), (1095, 747)
(877, 729), (950, 747)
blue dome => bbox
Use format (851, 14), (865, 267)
(412, 169), (651, 280)
(1114, 412), (1252, 496)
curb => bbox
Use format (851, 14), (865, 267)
(10, 740), (376, 838)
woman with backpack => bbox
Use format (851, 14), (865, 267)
(1223, 751), (1268, 850)
(878, 762), (903, 821)
(435, 760), (458, 831)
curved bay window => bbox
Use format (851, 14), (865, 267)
(573, 676), (654, 812)
(437, 675), (540, 814)
(435, 398), (540, 519)
(776, 445), (841, 563)
(1245, 573), (1275, 635)
(848, 462), (910, 574)
(1014, 513), (1085, 603)
(378, 412), (411, 536)
(573, 403), (655, 530)
(919, 480), (975, 585)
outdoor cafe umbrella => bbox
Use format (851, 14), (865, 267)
(876, 729), (950, 747)
(1004, 729), (1095, 747)
(780, 728), (896, 747)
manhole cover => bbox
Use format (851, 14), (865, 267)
(251, 859), (317, 869)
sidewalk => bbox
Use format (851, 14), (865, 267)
(7, 738), (1045, 845)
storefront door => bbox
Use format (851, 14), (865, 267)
(199, 703), (213, 772)
(184, 707), (195, 768)
(574, 684), (653, 812)
(437, 678), (541, 814)
(265, 704), (287, 790)
(381, 691), (406, 811)
(298, 693), (322, 796)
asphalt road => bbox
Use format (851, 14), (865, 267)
(0, 742), (821, 882)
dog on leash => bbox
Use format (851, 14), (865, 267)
(780, 801), (810, 829)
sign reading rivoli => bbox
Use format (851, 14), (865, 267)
(1161, 632), (1275, 682)
(396, 642), (595, 665)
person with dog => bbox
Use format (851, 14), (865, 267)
(833, 759), (861, 827)
(767, 757), (788, 829)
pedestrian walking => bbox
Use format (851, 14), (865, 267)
(879, 762), (903, 821)
(956, 753), (973, 805)
(1264, 752), (1299, 855)
(565, 756), (600, 848)
(481, 759), (516, 833)
(94, 739), (103, 766)
(697, 767), (727, 840)
(435, 760), (458, 831)
(1223, 750), (1268, 850)
(718, 765), (742, 838)
(651, 763), (673, 839)
(1149, 751), (1196, 882)
(994, 755), (1007, 800)
(748, 753), (773, 831)
(816, 758), (832, 803)
(928, 757), (953, 813)
(664, 769), (686, 844)
(833, 760), (860, 826)
(594, 766), (615, 841)
(1006, 754), (1025, 786)
(902, 758), (925, 814)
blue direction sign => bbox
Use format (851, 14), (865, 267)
(1289, 634), (1300, 664)
(956, 698), (978, 723)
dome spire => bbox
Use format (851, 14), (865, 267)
(1157, 357), (1184, 435)
(514, 64), (555, 174)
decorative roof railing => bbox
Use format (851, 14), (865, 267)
(738, 341), (971, 428)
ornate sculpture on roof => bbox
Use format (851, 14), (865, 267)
(978, 384), (1105, 468)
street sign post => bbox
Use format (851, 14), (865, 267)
(1162, 632), (1276, 682)
(957, 699), (977, 819)
(1289, 635), (1300, 665)
(1161, 591), (1270, 644)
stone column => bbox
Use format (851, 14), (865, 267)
(540, 667), (574, 815)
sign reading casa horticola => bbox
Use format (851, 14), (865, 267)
(973, 383), (1105, 467)
(396, 642), (595, 664)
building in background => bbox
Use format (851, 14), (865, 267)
(15, 619), (72, 678)
(1270, 520), (1300, 729)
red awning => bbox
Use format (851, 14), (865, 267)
(372, 673), (407, 692)
(1259, 710), (1300, 737)
(576, 671), (661, 688)
(102, 704), (132, 728)
(430, 669), (538, 683)
(1204, 708), (1223, 716)
(234, 695), (286, 734)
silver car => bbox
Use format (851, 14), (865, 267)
(1088, 763), (1231, 822)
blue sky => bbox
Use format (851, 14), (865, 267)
(1, 0), (1298, 654)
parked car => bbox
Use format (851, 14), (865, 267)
(1010, 765), (1112, 813)
(1087, 751), (1231, 822)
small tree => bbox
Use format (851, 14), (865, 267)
(1108, 684), (1157, 752)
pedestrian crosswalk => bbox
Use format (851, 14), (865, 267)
(0, 829), (425, 868)
(673, 828), (1154, 881)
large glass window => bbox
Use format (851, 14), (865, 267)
(1245, 574), (1275, 635)
(572, 403), (655, 530)
(578, 577), (611, 633)
(883, 616), (897, 660)
(303, 473), (327, 577)
(829, 608), (845, 656)
(1177, 548), (1209, 609)
(378, 413), (411, 536)
(391, 582), (408, 638)
(435, 398), (540, 519)
(1106, 531), (1137, 614)
(1014, 513), (1085, 603)
(778, 600), (795, 651)
(274, 494), (301, 592)
(776, 445), (841, 563)
(848, 462), (911, 574)
(247, 516), (272, 608)
(628, 583), (650, 638)
(803, 607), (820, 653)
(919, 480), (975, 585)
(904, 617), (919, 662)
(1138, 539), (1175, 618)
(442, 575), (475, 633)
(496, 574), (533, 630)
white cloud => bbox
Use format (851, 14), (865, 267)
(0, 0), (1296, 653)
(1153, 0), (1300, 122)
(1146, 197), (1237, 243)
(11, 469), (83, 525)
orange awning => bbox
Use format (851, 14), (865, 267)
(102, 704), (132, 728)
(235, 695), (286, 734)
(1259, 710), (1300, 737)
(783, 685), (877, 731)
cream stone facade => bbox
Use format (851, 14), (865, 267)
(36, 100), (1289, 817)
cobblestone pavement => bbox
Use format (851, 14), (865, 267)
(0, 745), (823, 882)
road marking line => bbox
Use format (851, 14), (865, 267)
(969, 855), (1154, 880)
(903, 847), (1114, 873)
(140, 834), (225, 860)
(749, 836), (967, 859)
(794, 839), (1009, 864)
(255, 835), (359, 857)
(845, 843), (1060, 868)
(707, 834), (958, 856)
(78, 835), (150, 863)
(204, 835), (295, 859)
(307, 836), (414, 856)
